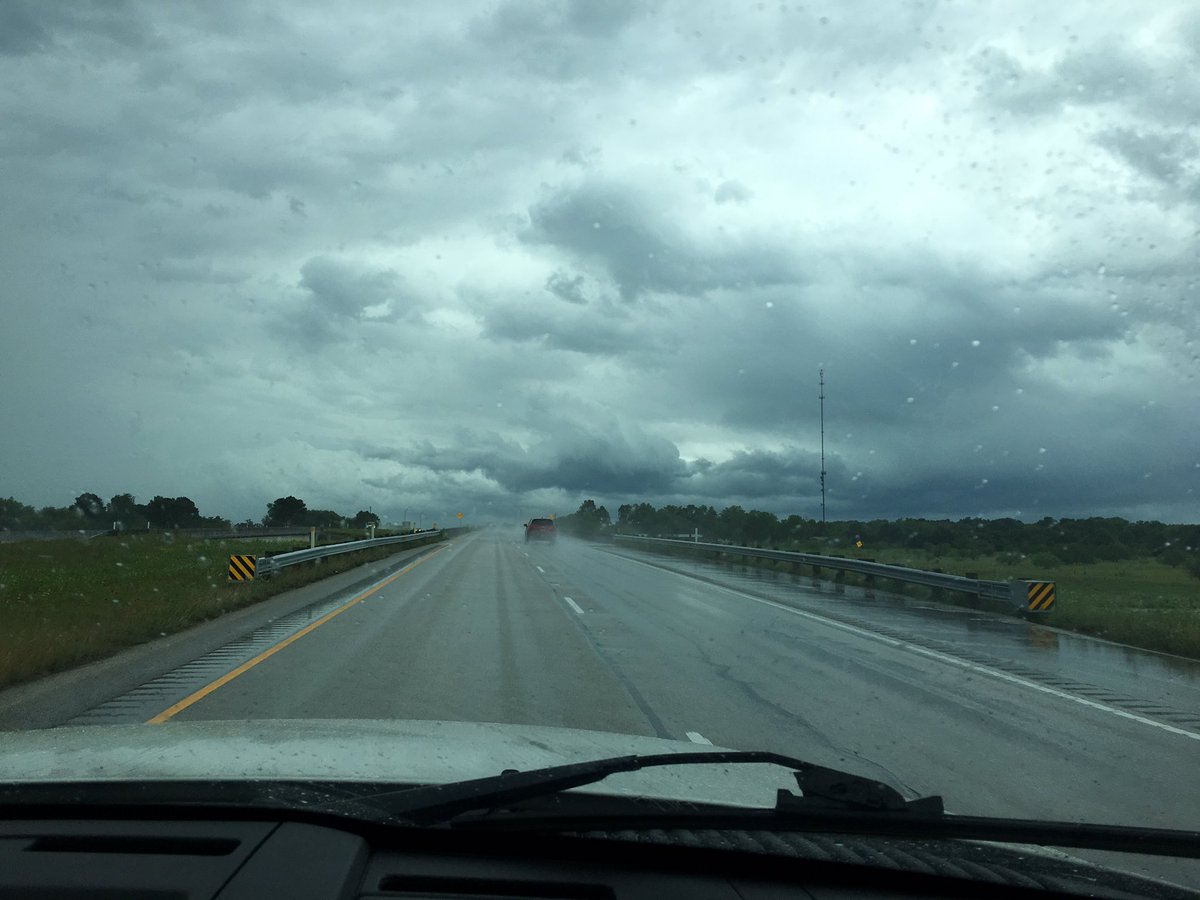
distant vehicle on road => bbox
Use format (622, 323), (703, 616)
(525, 517), (557, 544)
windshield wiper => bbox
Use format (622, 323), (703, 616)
(358, 750), (941, 826)
(355, 754), (1200, 859)
(387, 755), (1200, 860)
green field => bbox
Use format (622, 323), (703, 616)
(0, 533), (442, 691)
(790, 547), (1200, 658)
(637, 539), (1200, 658)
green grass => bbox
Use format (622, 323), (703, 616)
(637, 541), (1200, 659)
(0, 532), (443, 690)
(917, 552), (1200, 658)
(771, 546), (1200, 658)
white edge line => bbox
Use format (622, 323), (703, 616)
(686, 731), (713, 745)
(612, 554), (1200, 743)
(563, 597), (584, 615)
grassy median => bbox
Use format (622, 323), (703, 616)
(0, 533), (443, 691)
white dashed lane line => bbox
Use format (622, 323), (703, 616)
(686, 732), (713, 745)
(536, 565), (545, 574)
(563, 597), (584, 615)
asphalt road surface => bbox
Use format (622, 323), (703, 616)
(14, 528), (1200, 884)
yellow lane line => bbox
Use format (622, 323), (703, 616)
(146, 544), (450, 724)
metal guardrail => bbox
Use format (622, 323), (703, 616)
(612, 535), (1051, 614)
(255, 530), (444, 577)
(0, 529), (111, 543)
(195, 526), (315, 540)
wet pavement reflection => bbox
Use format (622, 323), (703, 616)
(615, 548), (1200, 719)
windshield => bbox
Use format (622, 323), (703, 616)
(1, 0), (1198, 890)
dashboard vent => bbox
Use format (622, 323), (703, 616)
(27, 835), (240, 856)
(376, 875), (613, 898)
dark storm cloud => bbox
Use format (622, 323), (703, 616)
(0, 1), (158, 56)
(0, 2), (51, 55)
(148, 260), (248, 285)
(830, 406), (1200, 521)
(1096, 129), (1199, 186)
(522, 180), (803, 300)
(714, 180), (752, 205)
(368, 419), (686, 496)
(974, 39), (1200, 127)
(478, 295), (668, 356)
(545, 270), (588, 304)
(366, 434), (837, 516)
(299, 257), (405, 319)
(468, 0), (644, 83)
(680, 448), (825, 500)
(269, 256), (427, 351)
(638, 251), (1128, 437)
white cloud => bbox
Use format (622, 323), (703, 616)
(1, 0), (1197, 524)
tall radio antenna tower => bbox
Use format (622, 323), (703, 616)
(819, 369), (827, 527)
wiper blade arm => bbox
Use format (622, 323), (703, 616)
(782, 760), (944, 814)
(370, 750), (940, 825)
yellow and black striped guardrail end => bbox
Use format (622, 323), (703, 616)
(1026, 580), (1056, 613)
(228, 554), (257, 582)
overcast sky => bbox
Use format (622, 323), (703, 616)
(2, 1), (1197, 526)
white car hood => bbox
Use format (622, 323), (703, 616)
(0, 719), (797, 808)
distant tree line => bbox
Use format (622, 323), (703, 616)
(0, 493), (380, 533)
(0, 492), (227, 532)
(555, 499), (611, 537)
(261, 496), (379, 530)
(559, 500), (1200, 576)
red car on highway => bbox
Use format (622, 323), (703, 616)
(525, 517), (557, 544)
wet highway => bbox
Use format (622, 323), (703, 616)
(175, 533), (1199, 819)
(9, 527), (1199, 885)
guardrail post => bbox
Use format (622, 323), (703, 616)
(808, 564), (823, 589)
(863, 572), (876, 599)
(834, 569), (846, 594)
(1020, 579), (1056, 616)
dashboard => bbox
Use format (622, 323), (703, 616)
(6, 812), (1183, 900)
